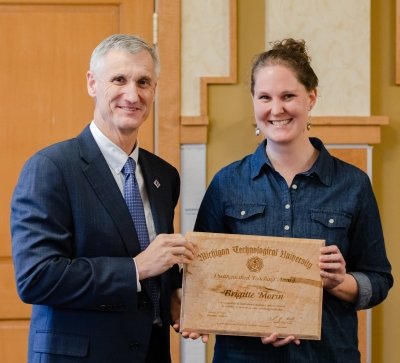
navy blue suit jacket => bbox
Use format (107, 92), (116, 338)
(11, 125), (181, 362)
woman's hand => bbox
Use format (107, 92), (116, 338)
(260, 333), (300, 347)
(180, 331), (209, 343)
(170, 288), (182, 332)
(170, 289), (208, 343)
(319, 245), (346, 290)
(319, 245), (358, 303)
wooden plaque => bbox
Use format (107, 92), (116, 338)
(180, 232), (324, 340)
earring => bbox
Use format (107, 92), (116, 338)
(255, 127), (260, 136)
(306, 114), (312, 131)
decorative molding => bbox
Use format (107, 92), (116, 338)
(180, 116), (208, 144)
(397, 0), (400, 84)
(180, 0), (237, 144)
(311, 116), (388, 125)
(157, 2), (181, 360)
(309, 116), (388, 144)
(157, 0), (181, 168)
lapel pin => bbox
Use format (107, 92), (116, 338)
(153, 179), (161, 188)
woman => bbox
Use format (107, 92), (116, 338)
(193, 39), (393, 362)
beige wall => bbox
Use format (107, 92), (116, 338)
(207, 0), (264, 179)
(181, 0), (230, 117)
(265, 0), (371, 116)
(205, 0), (398, 362)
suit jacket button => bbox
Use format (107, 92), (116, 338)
(129, 342), (140, 351)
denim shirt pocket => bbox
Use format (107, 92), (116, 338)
(310, 209), (352, 252)
(225, 204), (266, 235)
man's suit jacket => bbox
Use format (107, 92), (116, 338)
(11, 125), (181, 363)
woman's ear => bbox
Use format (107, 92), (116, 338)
(309, 88), (317, 110)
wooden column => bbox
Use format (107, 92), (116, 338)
(311, 116), (388, 363)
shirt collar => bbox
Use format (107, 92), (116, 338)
(307, 138), (333, 186)
(250, 137), (333, 186)
(89, 121), (139, 174)
(250, 139), (270, 179)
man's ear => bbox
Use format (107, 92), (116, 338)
(86, 71), (96, 97)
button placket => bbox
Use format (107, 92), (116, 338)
(283, 184), (295, 234)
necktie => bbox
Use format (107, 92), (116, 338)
(122, 157), (160, 320)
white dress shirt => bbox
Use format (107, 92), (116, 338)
(89, 121), (157, 292)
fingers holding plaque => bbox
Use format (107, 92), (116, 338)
(180, 232), (324, 340)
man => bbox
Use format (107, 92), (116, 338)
(11, 34), (195, 363)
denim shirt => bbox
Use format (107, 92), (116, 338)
(194, 138), (393, 363)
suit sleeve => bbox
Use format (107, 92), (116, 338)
(11, 153), (138, 312)
(168, 167), (182, 291)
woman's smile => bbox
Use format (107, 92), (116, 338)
(269, 119), (292, 127)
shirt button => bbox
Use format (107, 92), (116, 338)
(292, 184), (298, 190)
(285, 204), (290, 209)
(240, 210), (246, 216)
(284, 225), (290, 230)
(329, 218), (335, 224)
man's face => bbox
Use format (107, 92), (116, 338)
(87, 49), (157, 141)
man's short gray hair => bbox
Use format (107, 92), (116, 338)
(89, 34), (160, 76)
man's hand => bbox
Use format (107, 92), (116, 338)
(135, 234), (196, 280)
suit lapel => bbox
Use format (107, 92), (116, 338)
(139, 152), (169, 235)
(139, 151), (173, 303)
(76, 126), (141, 257)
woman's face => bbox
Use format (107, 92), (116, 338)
(252, 64), (316, 146)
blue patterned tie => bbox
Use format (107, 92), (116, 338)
(122, 157), (160, 320)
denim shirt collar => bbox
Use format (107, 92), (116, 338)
(250, 137), (333, 186)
